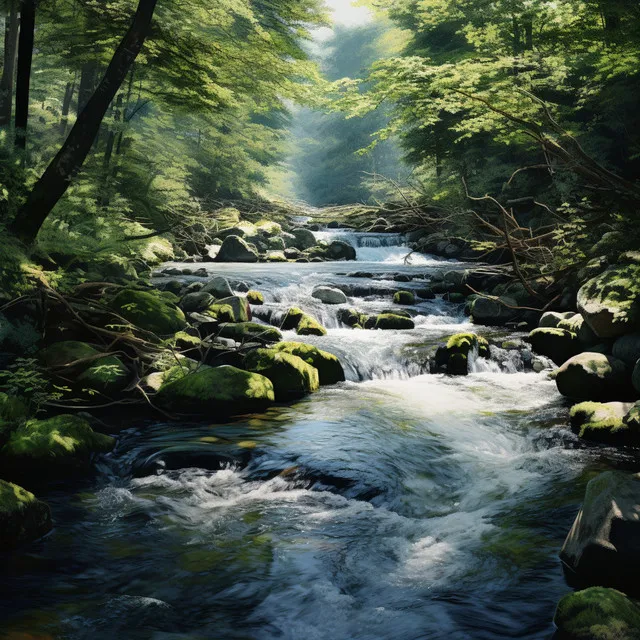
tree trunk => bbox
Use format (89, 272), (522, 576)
(523, 18), (533, 50)
(0, 0), (19, 127)
(77, 61), (97, 113)
(14, 0), (36, 150)
(59, 79), (75, 135)
(10, 0), (158, 244)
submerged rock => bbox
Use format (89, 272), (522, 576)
(272, 342), (345, 385)
(555, 352), (632, 401)
(110, 289), (187, 336)
(560, 471), (640, 593)
(243, 349), (319, 401)
(554, 587), (640, 640)
(312, 286), (348, 305)
(214, 235), (259, 263)
(155, 365), (275, 416)
(577, 264), (640, 338)
(528, 327), (579, 366)
(0, 480), (52, 549)
(569, 401), (636, 444)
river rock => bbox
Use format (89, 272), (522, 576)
(202, 276), (233, 299)
(469, 296), (518, 326)
(557, 313), (600, 347)
(255, 220), (282, 237)
(206, 296), (251, 324)
(560, 471), (640, 593)
(218, 322), (282, 344)
(528, 327), (579, 366)
(214, 235), (259, 263)
(243, 349), (319, 401)
(110, 289), (187, 336)
(246, 291), (264, 305)
(162, 280), (184, 296)
(613, 333), (640, 366)
(337, 308), (367, 328)
(312, 286), (348, 305)
(374, 314), (415, 330)
(569, 401), (636, 444)
(555, 352), (632, 401)
(554, 587), (640, 640)
(0, 480), (52, 549)
(393, 291), (416, 305)
(180, 292), (214, 313)
(290, 228), (317, 251)
(634, 360), (640, 394)
(156, 365), (275, 416)
(577, 264), (640, 338)
(327, 241), (357, 261)
(273, 342), (345, 386)
(435, 333), (490, 376)
(297, 314), (327, 336)
(284, 247), (301, 260)
(39, 341), (130, 395)
(265, 251), (287, 262)
(1, 414), (115, 480)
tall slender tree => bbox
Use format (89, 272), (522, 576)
(0, 0), (19, 127)
(14, 0), (35, 149)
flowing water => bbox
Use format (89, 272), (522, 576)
(0, 232), (633, 639)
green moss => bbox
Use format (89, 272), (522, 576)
(110, 288), (187, 336)
(39, 341), (130, 394)
(246, 290), (264, 305)
(206, 303), (235, 323)
(2, 414), (114, 464)
(282, 307), (304, 330)
(554, 587), (640, 640)
(529, 327), (579, 366)
(569, 402), (634, 443)
(374, 314), (415, 330)
(0, 479), (52, 548)
(272, 342), (345, 386)
(155, 365), (275, 416)
(243, 349), (319, 401)
(297, 314), (327, 337)
(218, 322), (282, 344)
(393, 290), (416, 305)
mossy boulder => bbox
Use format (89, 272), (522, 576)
(577, 264), (640, 338)
(623, 401), (640, 431)
(558, 314), (599, 347)
(561, 471), (640, 594)
(180, 292), (214, 313)
(214, 235), (259, 263)
(393, 291), (416, 305)
(539, 311), (576, 329)
(155, 365), (275, 416)
(570, 401), (637, 444)
(290, 228), (317, 251)
(435, 332), (490, 375)
(0, 393), (29, 446)
(218, 322), (282, 344)
(470, 296), (518, 326)
(246, 290), (264, 305)
(555, 353), (632, 401)
(243, 349), (319, 401)
(1, 414), (115, 478)
(110, 289), (187, 336)
(374, 314), (415, 330)
(528, 327), (579, 366)
(272, 342), (345, 386)
(0, 480), (52, 549)
(297, 314), (327, 337)
(39, 341), (130, 395)
(337, 308), (367, 328)
(206, 296), (250, 323)
(554, 587), (640, 640)
(202, 276), (233, 299)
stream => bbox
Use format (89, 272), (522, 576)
(0, 231), (634, 639)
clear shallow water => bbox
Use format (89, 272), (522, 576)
(0, 234), (632, 639)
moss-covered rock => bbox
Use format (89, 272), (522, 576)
(624, 401), (640, 430)
(214, 235), (259, 263)
(206, 296), (250, 323)
(561, 471), (640, 594)
(246, 290), (264, 305)
(577, 264), (640, 338)
(570, 401), (637, 444)
(337, 308), (367, 328)
(243, 349), (319, 401)
(1, 414), (115, 477)
(374, 313), (415, 330)
(0, 480), (52, 549)
(470, 296), (518, 326)
(110, 288), (187, 336)
(218, 322), (282, 344)
(272, 342), (345, 386)
(155, 365), (275, 416)
(297, 314), (327, 337)
(180, 292), (215, 313)
(558, 314), (599, 347)
(539, 311), (576, 328)
(556, 353), (632, 401)
(39, 341), (130, 395)
(554, 587), (640, 640)
(393, 291), (416, 305)
(435, 332), (490, 375)
(528, 327), (579, 366)
(0, 393), (28, 445)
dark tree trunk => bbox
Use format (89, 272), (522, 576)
(10, 0), (158, 244)
(512, 16), (522, 55)
(59, 79), (75, 135)
(14, 0), (36, 150)
(0, 0), (19, 127)
(115, 64), (135, 155)
(523, 18), (533, 50)
(77, 61), (97, 113)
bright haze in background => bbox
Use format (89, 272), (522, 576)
(313, 0), (373, 44)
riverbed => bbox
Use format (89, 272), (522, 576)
(0, 231), (633, 639)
